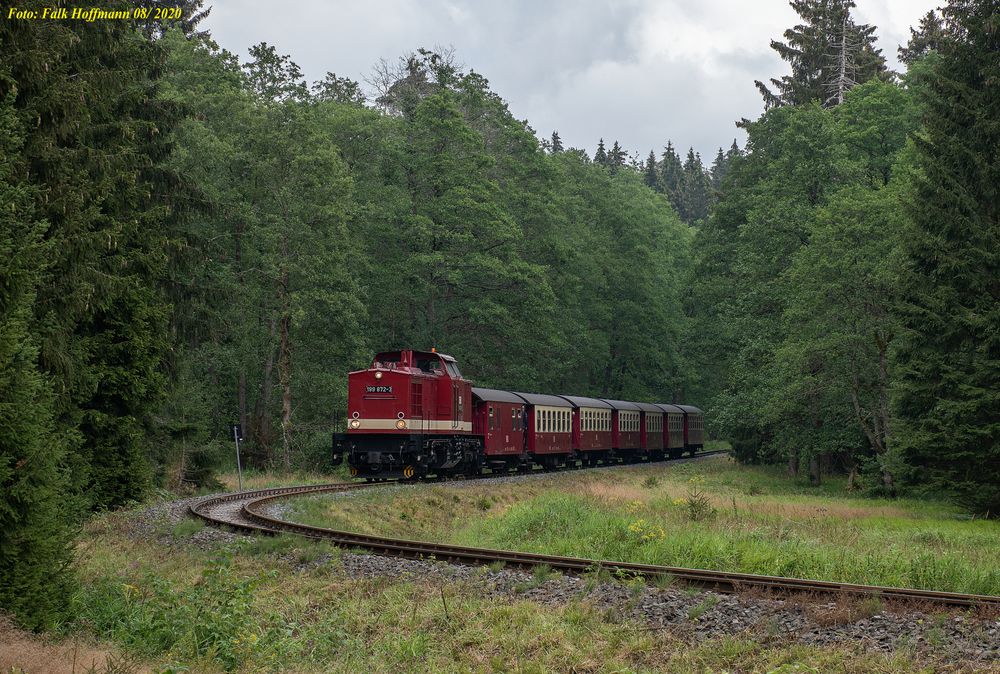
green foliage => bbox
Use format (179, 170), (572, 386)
(74, 557), (263, 671)
(0, 72), (75, 631)
(891, 2), (1000, 516)
(755, 0), (888, 108)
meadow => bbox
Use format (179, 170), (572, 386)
(286, 456), (1000, 595)
(7, 458), (996, 673)
(30, 505), (973, 674)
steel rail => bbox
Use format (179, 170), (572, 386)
(189, 462), (1000, 609)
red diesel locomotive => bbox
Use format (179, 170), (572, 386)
(333, 349), (704, 479)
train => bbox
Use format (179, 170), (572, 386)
(333, 349), (704, 480)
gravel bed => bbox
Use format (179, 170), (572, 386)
(334, 551), (1000, 665)
(125, 492), (254, 548)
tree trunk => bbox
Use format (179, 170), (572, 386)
(809, 454), (821, 486)
(278, 302), (292, 470)
(250, 319), (277, 467)
(276, 222), (293, 470)
(238, 371), (247, 440)
(787, 449), (799, 477)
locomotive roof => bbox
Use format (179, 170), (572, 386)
(654, 403), (685, 414)
(632, 401), (663, 413)
(674, 404), (704, 415)
(556, 395), (611, 408)
(472, 387), (525, 404)
(511, 391), (573, 407)
(599, 398), (641, 411)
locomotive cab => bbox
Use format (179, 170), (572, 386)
(337, 350), (479, 479)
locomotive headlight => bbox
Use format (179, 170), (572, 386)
(349, 419), (361, 429)
(395, 419), (407, 430)
(375, 371), (383, 380)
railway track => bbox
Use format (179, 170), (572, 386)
(190, 456), (1000, 609)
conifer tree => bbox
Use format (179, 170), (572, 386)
(594, 137), (608, 166)
(892, 0), (1000, 516)
(658, 141), (684, 213)
(709, 148), (727, 192)
(898, 10), (948, 65)
(550, 130), (563, 153)
(0, 77), (75, 630)
(680, 149), (711, 224)
(644, 150), (659, 190)
(607, 140), (626, 174)
(2, 2), (189, 510)
(756, 0), (886, 108)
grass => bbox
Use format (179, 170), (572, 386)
(286, 456), (1000, 595)
(48, 516), (976, 674)
(8, 457), (991, 673)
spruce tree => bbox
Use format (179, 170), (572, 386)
(608, 140), (626, 174)
(680, 149), (711, 224)
(709, 147), (727, 192)
(756, 0), (886, 108)
(3, 4), (189, 509)
(898, 10), (948, 66)
(644, 150), (659, 190)
(658, 141), (684, 215)
(550, 130), (563, 153)
(892, 0), (1000, 516)
(594, 137), (608, 166)
(0, 77), (75, 630)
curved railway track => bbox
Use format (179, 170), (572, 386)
(191, 457), (1000, 610)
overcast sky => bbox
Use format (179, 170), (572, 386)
(202, 0), (933, 161)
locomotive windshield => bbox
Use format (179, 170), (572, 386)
(415, 357), (443, 374)
(445, 361), (462, 378)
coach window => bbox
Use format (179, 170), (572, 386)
(488, 406), (494, 430)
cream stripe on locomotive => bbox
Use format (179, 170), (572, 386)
(618, 410), (640, 432)
(350, 418), (473, 432)
(580, 408), (611, 432)
(534, 405), (572, 433)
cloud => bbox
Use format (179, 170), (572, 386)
(202, 0), (935, 159)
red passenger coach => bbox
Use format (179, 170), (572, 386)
(558, 396), (613, 466)
(516, 392), (574, 469)
(676, 404), (705, 455)
(601, 399), (642, 457)
(656, 404), (686, 458)
(635, 402), (665, 458)
(472, 388), (527, 471)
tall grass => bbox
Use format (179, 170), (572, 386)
(450, 491), (1000, 594)
(286, 458), (1000, 595)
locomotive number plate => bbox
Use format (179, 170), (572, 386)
(365, 385), (393, 393)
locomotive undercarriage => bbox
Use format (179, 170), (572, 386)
(338, 433), (484, 480)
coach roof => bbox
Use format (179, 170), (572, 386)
(556, 395), (612, 408)
(472, 388), (525, 404)
(599, 398), (641, 411)
(512, 392), (573, 407)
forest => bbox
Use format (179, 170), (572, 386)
(1, 0), (997, 631)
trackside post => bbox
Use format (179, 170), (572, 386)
(232, 423), (244, 492)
